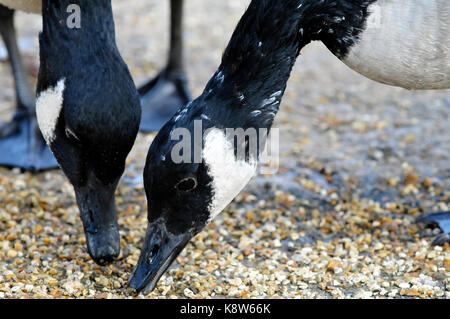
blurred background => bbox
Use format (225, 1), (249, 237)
(0, 0), (448, 299)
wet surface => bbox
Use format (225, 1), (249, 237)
(0, 0), (448, 298)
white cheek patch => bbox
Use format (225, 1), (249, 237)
(203, 128), (257, 222)
(36, 78), (66, 145)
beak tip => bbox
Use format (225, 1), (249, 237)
(87, 240), (120, 266)
(128, 267), (158, 295)
(127, 279), (146, 296)
(128, 221), (193, 296)
(125, 286), (140, 296)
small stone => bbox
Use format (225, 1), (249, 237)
(47, 279), (58, 287)
(206, 264), (216, 272)
(399, 283), (410, 289)
(243, 246), (252, 256)
(327, 260), (343, 272)
(230, 278), (242, 287)
(373, 242), (384, 251)
(184, 288), (195, 298)
(95, 276), (109, 287)
(423, 178), (434, 188)
(7, 249), (18, 258)
(24, 285), (34, 293)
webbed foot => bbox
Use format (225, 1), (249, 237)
(417, 212), (450, 246)
(138, 70), (191, 132)
(0, 111), (58, 172)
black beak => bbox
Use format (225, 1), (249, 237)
(74, 175), (120, 266)
(128, 220), (192, 294)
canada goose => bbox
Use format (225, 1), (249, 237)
(0, 0), (142, 264)
(129, 0), (450, 293)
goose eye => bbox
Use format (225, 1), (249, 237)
(65, 126), (81, 143)
(175, 177), (197, 192)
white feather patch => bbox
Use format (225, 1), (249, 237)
(36, 79), (65, 144)
(203, 128), (257, 221)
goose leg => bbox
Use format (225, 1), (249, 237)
(139, 0), (191, 132)
(0, 5), (58, 171)
(417, 212), (450, 246)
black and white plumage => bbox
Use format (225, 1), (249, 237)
(35, 0), (141, 265)
(334, 0), (450, 89)
(0, 0), (191, 142)
(129, 0), (450, 294)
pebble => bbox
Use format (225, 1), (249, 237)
(95, 276), (109, 287)
(7, 249), (18, 258)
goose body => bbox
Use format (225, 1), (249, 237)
(0, 0), (41, 14)
(341, 0), (450, 89)
(2, 0), (448, 89)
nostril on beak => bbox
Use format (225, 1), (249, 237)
(151, 245), (159, 256)
(148, 244), (160, 263)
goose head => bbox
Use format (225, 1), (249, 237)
(37, 76), (140, 265)
(129, 93), (266, 293)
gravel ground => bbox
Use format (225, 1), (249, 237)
(0, 0), (449, 299)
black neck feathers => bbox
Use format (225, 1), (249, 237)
(38, 0), (120, 91)
(37, 0), (140, 152)
(300, 0), (378, 58)
(41, 0), (116, 45)
(196, 0), (376, 130)
(201, 0), (304, 130)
